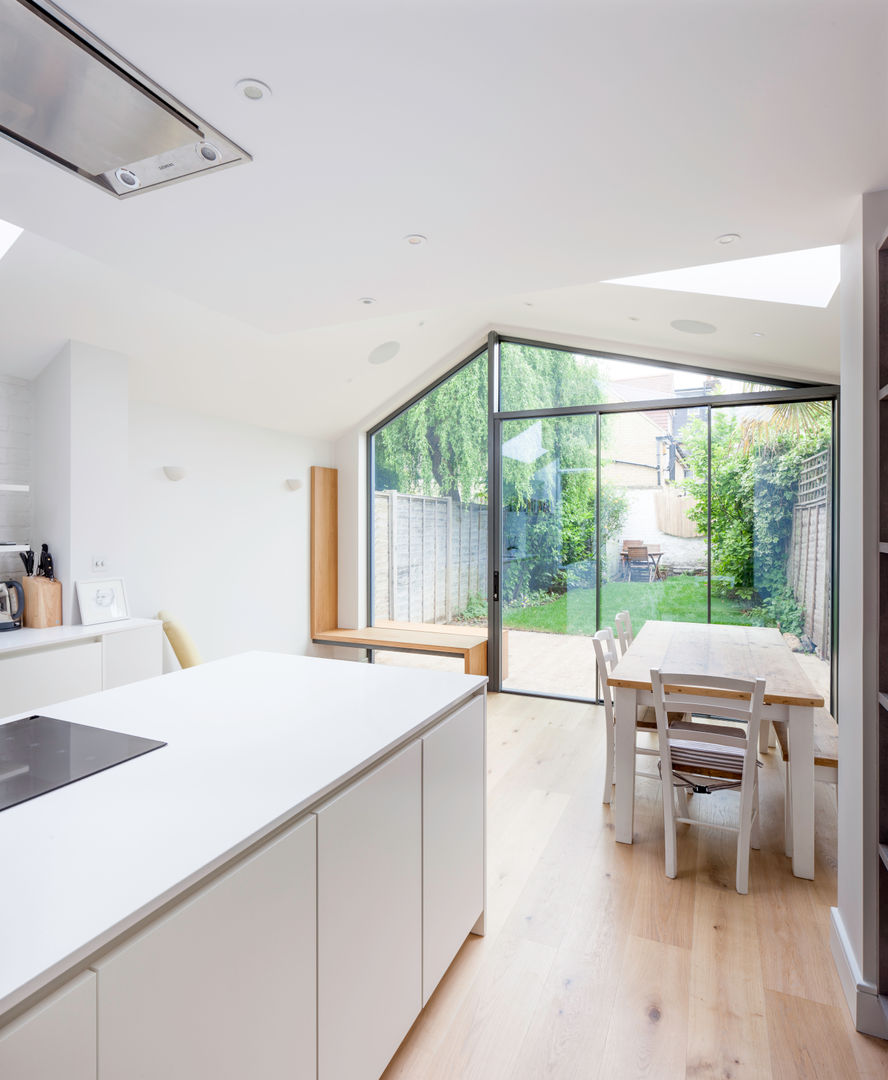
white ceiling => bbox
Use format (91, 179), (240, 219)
(0, 0), (884, 438)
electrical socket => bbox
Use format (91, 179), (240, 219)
(92, 556), (107, 572)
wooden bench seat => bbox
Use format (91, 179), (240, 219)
(309, 466), (502, 679)
(312, 621), (502, 678)
(771, 708), (838, 783)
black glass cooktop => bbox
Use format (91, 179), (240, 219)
(0, 714), (166, 813)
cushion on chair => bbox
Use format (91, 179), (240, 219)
(156, 610), (202, 669)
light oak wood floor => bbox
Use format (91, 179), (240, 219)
(382, 692), (888, 1080)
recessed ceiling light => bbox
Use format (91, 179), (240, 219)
(752, 331), (766, 338)
(235, 78), (271, 101)
(716, 233), (741, 245)
(404, 234), (427, 245)
(627, 316), (640, 322)
(0, 219), (23, 261)
(670, 319), (717, 335)
(358, 297), (376, 305)
(368, 341), (400, 365)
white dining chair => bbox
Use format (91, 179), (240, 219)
(650, 669), (765, 895)
(615, 610), (634, 656)
(594, 628), (661, 804)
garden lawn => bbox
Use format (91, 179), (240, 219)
(502, 575), (761, 635)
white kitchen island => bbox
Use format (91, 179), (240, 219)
(0, 652), (487, 1080)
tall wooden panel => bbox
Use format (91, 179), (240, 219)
(311, 465), (338, 637)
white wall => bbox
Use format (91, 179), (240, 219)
(33, 342), (129, 625)
(0, 375), (32, 583)
(128, 401), (332, 664)
(831, 188), (888, 1038)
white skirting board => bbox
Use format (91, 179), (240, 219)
(830, 906), (888, 1039)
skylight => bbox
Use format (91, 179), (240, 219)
(605, 245), (840, 308)
(0, 219), (23, 261)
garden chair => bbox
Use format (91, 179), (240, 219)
(615, 610), (634, 655)
(625, 544), (652, 582)
(620, 540), (642, 580)
(593, 628), (661, 804)
(650, 669), (765, 895)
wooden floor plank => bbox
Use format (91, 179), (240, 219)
(687, 870), (772, 1078)
(765, 988), (873, 1079)
(599, 935), (691, 1079)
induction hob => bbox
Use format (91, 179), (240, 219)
(0, 714), (166, 812)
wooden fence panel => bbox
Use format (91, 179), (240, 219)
(374, 493), (486, 623)
(787, 450), (831, 658)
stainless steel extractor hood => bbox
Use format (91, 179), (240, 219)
(0, 0), (250, 197)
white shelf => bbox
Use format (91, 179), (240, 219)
(0, 484), (29, 493)
(0, 545), (30, 554)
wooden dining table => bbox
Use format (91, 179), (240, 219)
(606, 620), (825, 879)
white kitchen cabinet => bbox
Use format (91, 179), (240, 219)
(0, 620), (163, 719)
(94, 815), (317, 1080)
(0, 971), (96, 1080)
(0, 641), (102, 717)
(317, 740), (423, 1080)
(102, 622), (162, 689)
(422, 694), (486, 1004)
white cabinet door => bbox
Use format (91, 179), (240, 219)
(422, 694), (486, 1004)
(0, 971), (96, 1080)
(102, 624), (163, 689)
(317, 740), (422, 1080)
(0, 642), (102, 718)
(94, 816), (317, 1080)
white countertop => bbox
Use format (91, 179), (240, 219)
(0, 617), (160, 655)
(0, 652), (486, 1017)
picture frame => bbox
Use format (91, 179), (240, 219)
(76, 577), (129, 625)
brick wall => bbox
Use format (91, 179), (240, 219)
(0, 375), (33, 582)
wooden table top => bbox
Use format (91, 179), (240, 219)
(607, 620), (825, 708)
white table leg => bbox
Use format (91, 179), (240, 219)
(614, 686), (638, 844)
(787, 705), (815, 879)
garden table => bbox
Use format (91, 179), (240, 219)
(606, 619), (825, 879)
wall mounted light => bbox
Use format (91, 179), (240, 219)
(163, 466), (186, 481)
(285, 478), (303, 491)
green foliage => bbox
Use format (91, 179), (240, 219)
(374, 353), (489, 503)
(451, 592), (489, 624)
(681, 408), (831, 626)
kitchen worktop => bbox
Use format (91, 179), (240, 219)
(0, 652), (486, 1018)
(0, 617), (160, 655)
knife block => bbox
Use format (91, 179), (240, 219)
(22, 576), (62, 628)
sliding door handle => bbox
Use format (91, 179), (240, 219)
(493, 569), (499, 603)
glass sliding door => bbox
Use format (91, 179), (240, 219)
(500, 414), (598, 697)
(599, 407), (709, 636)
(708, 401), (833, 702)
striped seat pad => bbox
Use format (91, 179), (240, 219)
(667, 721), (749, 777)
